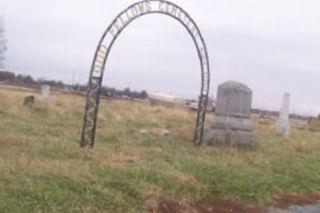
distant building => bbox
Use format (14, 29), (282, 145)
(148, 92), (215, 112)
(186, 97), (215, 112)
(148, 92), (187, 107)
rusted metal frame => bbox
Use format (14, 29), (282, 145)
(81, 0), (210, 148)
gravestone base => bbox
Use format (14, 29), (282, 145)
(204, 128), (255, 148)
(276, 125), (290, 136)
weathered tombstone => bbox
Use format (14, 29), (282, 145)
(276, 93), (291, 137)
(309, 118), (320, 132)
(204, 81), (255, 148)
(23, 95), (35, 108)
(41, 85), (50, 105)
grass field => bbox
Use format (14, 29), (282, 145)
(0, 84), (320, 212)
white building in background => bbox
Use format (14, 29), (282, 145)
(148, 92), (215, 111)
(148, 92), (187, 107)
(187, 96), (215, 112)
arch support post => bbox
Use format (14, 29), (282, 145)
(81, 44), (108, 148)
(194, 94), (209, 145)
(80, 77), (101, 148)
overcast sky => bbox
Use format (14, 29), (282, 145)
(1, 0), (320, 115)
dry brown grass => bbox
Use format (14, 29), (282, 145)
(1, 84), (320, 212)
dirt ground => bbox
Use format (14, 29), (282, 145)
(145, 193), (320, 213)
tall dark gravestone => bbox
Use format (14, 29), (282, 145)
(204, 81), (255, 148)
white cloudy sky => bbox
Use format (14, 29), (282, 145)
(1, 0), (320, 115)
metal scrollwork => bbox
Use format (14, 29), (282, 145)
(81, 0), (211, 148)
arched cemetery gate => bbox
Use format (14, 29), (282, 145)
(81, 0), (210, 148)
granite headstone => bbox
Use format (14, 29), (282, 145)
(204, 81), (255, 148)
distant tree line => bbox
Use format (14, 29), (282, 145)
(0, 70), (64, 88)
(102, 87), (148, 99)
(0, 70), (148, 100)
(251, 108), (311, 121)
(71, 85), (147, 99)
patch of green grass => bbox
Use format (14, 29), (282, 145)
(0, 86), (320, 212)
(0, 173), (141, 212)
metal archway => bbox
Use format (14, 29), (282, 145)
(81, 0), (210, 148)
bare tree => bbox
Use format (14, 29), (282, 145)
(0, 17), (7, 69)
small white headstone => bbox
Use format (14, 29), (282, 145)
(41, 85), (50, 105)
(277, 93), (291, 137)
